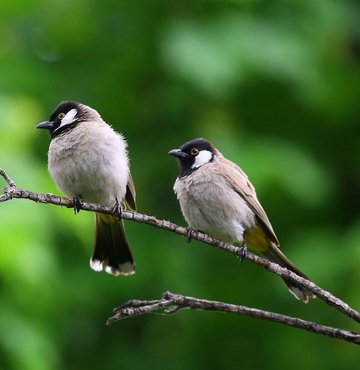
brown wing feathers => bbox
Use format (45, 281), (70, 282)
(219, 157), (279, 246)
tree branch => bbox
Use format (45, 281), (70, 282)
(1, 168), (360, 345)
(107, 291), (360, 345)
(0, 168), (16, 187)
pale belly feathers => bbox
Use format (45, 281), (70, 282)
(48, 122), (129, 207)
(174, 165), (256, 243)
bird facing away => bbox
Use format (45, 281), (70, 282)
(36, 101), (136, 276)
(169, 138), (315, 303)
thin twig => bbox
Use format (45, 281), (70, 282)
(1, 170), (359, 324)
(0, 168), (16, 187)
(107, 291), (360, 345)
(1, 167), (360, 344)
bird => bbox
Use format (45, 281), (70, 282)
(169, 138), (315, 303)
(36, 100), (136, 276)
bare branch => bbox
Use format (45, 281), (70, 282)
(1, 167), (360, 345)
(0, 168), (16, 187)
(1, 169), (359, 323)
(107, 291), (360, 345)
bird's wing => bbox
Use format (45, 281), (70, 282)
(125, 172), (136, 211)
(219, 157), (279, 246)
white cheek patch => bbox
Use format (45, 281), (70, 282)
(192, 150), (213, 169)
(57, 108), (78, 130)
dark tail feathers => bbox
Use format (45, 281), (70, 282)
(264, 245), (315, 303)
(90, 213), (135, 276)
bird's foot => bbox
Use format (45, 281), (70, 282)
(238, 243), (248, 262)
(73, 196), (82, 215)
(112, 197), (123, 221)
(186, 227), (198, 243)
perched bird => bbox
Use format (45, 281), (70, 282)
(36, 101), (136, 276)
(169, 138), (314, 303)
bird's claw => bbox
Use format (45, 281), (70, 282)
(186, 227), (194, 243)
(112, 197), (123, 221)
(186, 227), (199, 243)
(238, 244), (248, 262)
(73, 196), (82, 214)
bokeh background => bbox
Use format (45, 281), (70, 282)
(1, 0), (360, 369)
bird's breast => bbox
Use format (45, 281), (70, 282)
(48, 124), (129, 206)
(174, 167), (257, 243)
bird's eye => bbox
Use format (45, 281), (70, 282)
(190, 148), (199, 156)
(58, 112), (66, 120)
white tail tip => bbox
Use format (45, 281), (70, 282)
(90, 259), (103, 272)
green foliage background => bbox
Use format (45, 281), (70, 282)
(1, 1), (360, 369)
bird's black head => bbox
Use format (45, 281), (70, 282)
(169, 138), (217, 177)
(36, 101), (99, 139)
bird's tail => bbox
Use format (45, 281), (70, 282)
(263, 245), (315, 303)
(90, 213), (135, 276)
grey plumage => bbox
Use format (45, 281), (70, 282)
(169, 138), (314, 303)
(37, 101), (136, 276)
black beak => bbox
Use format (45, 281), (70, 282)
(168, 149), (189, 159)
(36, 121), (54, 130)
